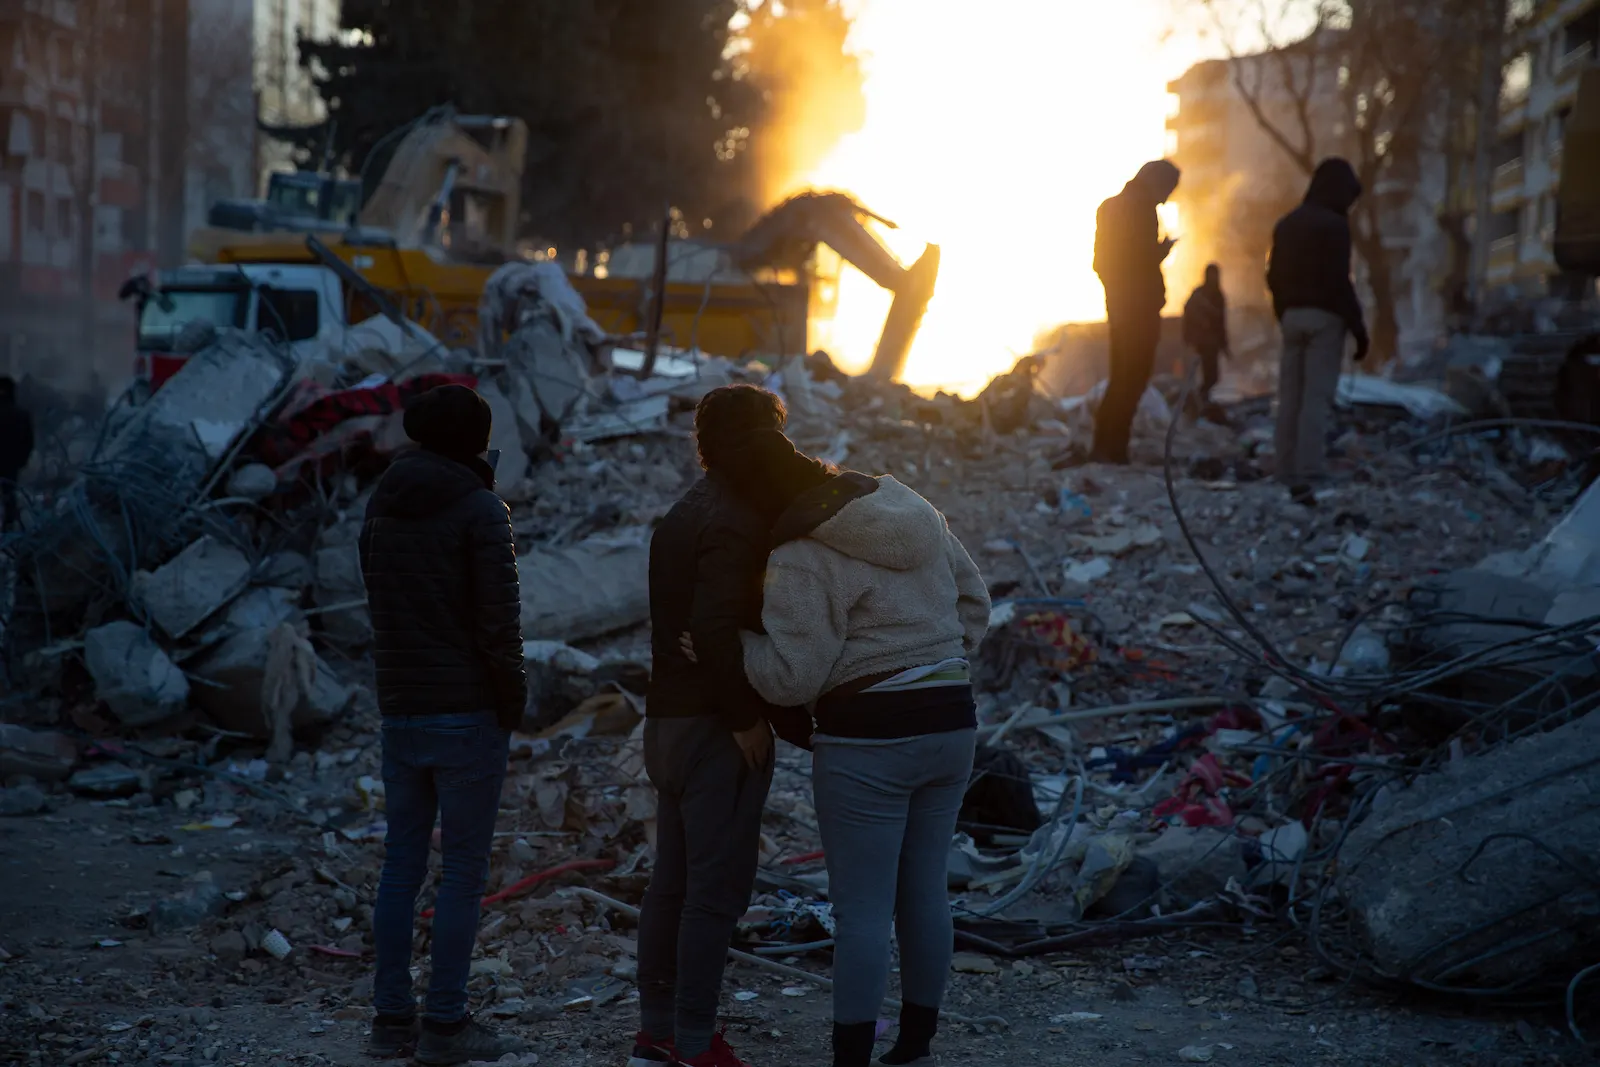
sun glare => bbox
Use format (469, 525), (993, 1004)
(791, 0), (1198, 397)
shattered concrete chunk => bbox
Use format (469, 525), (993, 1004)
(519, 535), (650, 643)
(1338, 709), (1600, 990)
(226, 463), (279, 501)
(67, 764), (143, 797)
(0, 724), (78, 782)
(191, 628), (352, 738)
(83, 621), (190, 727)
(132, 536), (252, 639)
(313, 522), (370, 649)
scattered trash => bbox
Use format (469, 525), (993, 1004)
(260, 929), (293, 960)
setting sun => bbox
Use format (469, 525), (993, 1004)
(789, 0), (1201, 396)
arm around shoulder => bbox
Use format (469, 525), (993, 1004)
(741, 543), (849, 707)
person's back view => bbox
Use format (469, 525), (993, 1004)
(1182, 264), (1230, 405)
(1267, 157), (1367, 505)
(359, 384), (528, 1065)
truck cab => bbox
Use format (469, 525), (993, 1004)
(127, 264), (349, 394)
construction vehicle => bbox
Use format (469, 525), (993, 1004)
(207, 171), (364, 234)
(157, 108), (937, 390)
(187, 108), (529, 264)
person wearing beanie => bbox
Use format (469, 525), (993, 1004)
(631, 385), (812, 1067)
(359, 383), (528, 1064)
(1091, 158), (1181, 465)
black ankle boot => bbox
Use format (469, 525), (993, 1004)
(832, 1021), (878, 1067)
(878, 1001), (938, 1065)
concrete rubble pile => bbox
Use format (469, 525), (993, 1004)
(4, 280), (1600, 1039)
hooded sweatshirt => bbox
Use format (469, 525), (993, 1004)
(740, 473), (991, 739)
(359, 447), (527, 728)
(1266, 158), (1368, 342)
(1094, 160), (1181, 315)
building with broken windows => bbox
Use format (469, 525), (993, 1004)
(1484, 0), (1599, 296)
(0, 0), (283, 394)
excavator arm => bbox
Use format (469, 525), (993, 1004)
(735, 192), (940, 380)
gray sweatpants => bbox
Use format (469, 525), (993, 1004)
(1274, 306), (1348, 484)
(813, 729), (976, 1025)
(637, 716), (773, 1058)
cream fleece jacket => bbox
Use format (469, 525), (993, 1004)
(740, 475), (990, 708)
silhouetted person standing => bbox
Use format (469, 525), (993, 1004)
(1267, 158), (1368, 507)
(0, 377), (33, 532)
(1091, 160), (1180, 464)
(1183, 264), (1230, 405)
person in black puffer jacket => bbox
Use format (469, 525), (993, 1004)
(358, 383), (528, 1065)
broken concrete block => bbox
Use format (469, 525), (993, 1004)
(226, 463), (279, 500)
(132, 536), (252, 639)
(0, 783), (50, 816)
(257, 551), (313, 590)
(0, 724), (77, 782)
(191, 627), (352, 738)
(313, 521), (370, 649)
(1135, 827), (1249, 909)
(26, 331), (295, 618)
(1337, 709), (1600, 992)
(478, 379), (531, 502)
(519, 535), (650, 644)
(68, 763), (144, 797)
(83, 621), (190, 727)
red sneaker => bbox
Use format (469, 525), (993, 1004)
(680, 1030), (751, 1067)
(628, 1031), (677, 1067)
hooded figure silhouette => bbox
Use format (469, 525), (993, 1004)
(1090, 159), (1182, 464)
(1267, 158), (1368, 502)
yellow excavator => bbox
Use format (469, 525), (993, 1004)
(177, 109), (938, 376)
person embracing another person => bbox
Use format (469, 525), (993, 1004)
(685, 394), (991, 1067)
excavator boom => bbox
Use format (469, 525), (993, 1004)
(736, 192), (940, 380)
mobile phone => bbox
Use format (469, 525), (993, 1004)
(485, 449), (502, 472)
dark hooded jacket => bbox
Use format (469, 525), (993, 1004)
(359, 448), (526, 729)
(1267, 159), (1368, 343)
(1182, 280), (1228, 356)
(1094, 160), (1180, 314)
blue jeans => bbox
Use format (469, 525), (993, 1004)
(373, 712), (510, 1023)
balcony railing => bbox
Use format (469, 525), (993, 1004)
(1493, 158), (1525, 190)
(1558, 41), (1594, 80)
(1488, 235), (1520, 273)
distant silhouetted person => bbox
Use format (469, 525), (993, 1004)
(0, 377), (33, 532)
(1267, 158), (1367, 506)
(1183, 264), (1231, 405)
(1092, 160), (1181, 464)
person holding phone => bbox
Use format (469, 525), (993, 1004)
(1091, 159), (1182, 465)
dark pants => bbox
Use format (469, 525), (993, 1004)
(0, 478), (17, 532)
(1092, 294), (1160, 463)
(373, 712), (510, 1024)
(637, 716), (773, 1058)
(1198, 345), (1220, 402)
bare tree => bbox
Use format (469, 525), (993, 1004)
(1191, 0), (1500, 363)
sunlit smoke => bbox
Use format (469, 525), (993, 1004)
(787, 0), (1203, 397)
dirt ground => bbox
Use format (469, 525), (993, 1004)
(1, 795), (1589, 1067)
